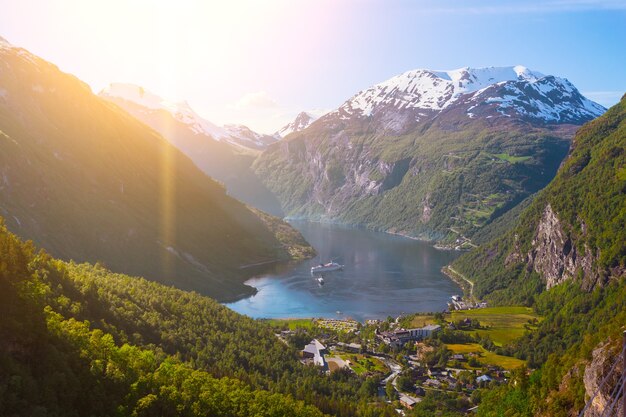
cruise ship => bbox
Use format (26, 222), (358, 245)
(311, 261), (343, 274)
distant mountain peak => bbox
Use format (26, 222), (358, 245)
(276, 111), (317, 137)
(100, 83), (278, 150)
(334, 65), (603, 125)
(101, 83), (227, 138)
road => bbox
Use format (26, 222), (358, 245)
(377, 356), (402, 388)
(444, 266), (475, 300)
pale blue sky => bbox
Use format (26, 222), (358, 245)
(0, 0), (624, 132)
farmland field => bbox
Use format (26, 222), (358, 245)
(450, 306), (540, 345)
(446, 343), (525, 369)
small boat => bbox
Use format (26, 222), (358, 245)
(317, 277), (325, 285)
(311, 261), (343, 274)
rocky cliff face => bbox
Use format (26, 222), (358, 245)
(526, 204), (597, 289)
(582, 340), (624, 417)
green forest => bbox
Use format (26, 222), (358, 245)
(0, 219), (400, 417)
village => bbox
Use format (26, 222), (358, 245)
(271, 298), (534, 414)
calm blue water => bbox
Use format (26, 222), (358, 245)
(226, 221), (461, 321)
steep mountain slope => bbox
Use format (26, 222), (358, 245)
(0, 38), (308, 300)
(254, 66), (605, 242)
(100, 83), (279, 151)
(276, 111), (317, 137)
(100, 84), (283, 215)
(452, 95), (626, 416)
(454, 94), (625, 302)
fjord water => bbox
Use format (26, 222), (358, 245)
(226, 221), (461, 321)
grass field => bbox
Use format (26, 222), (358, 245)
(400, 313), (437, 329)
(491, 153), (532, 164)
(263, 318), (315, 330)
(446, 343), (525, 369)
(337, 353), (387, 375)
(450, 306), (540, 346)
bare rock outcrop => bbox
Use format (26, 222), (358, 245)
(582, 341), (624, 417)
(526, 204), (597, 289)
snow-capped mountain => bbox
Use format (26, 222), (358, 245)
(253, 65), (607, 243)
(332, 65), (604, 126)
(100, 83), (225, 137)
(100, 83), (278, 150)
(275, 111), (317, 137)
(223, 124), (280, 148)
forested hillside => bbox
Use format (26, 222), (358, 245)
(0, 38), (310, 301)
(0, 218), (398, 417)
(452, 94), (626, 416)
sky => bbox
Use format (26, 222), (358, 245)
(0, 0), (625, 133)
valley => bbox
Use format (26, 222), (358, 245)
(0, 5), (624, 416)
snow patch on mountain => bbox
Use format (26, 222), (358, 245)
(276, 111), (318, 137)
(336, 65), (604, 123)
(477, 76), (606, 122)
(223, 124), (279, 149)
(100, 83), (227, 139)
(100, 83), (278, 150)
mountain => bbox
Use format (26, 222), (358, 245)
(454, 94), (625, 302)
(0, 37), (310, 301)
(276, 111), (317, 137)
(100, 83), (279, 151)
(253, 66), (605, 243)
(336, 66), (602, 125)
(223, 123), (280, 149)
(453, 95), (625, 416)
(99, 83), (284, 215)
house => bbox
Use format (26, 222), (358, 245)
(302, 339), (327, 368)
(399, 393), (420, 409)
(378, 324), (442, 347)
(378, 331), (403, 348)
(336, 342), (362, 352)
(408, 324), (442, 340)
(423, 379), (442, 388)
(427, 367), (444, 377)
(476, 375), (492, 384)
(443, 376), (458, 390)
(451, 354), (466, 361)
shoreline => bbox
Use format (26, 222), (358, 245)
(286, 217), (461, 250)
(441, 266), (475, 301)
